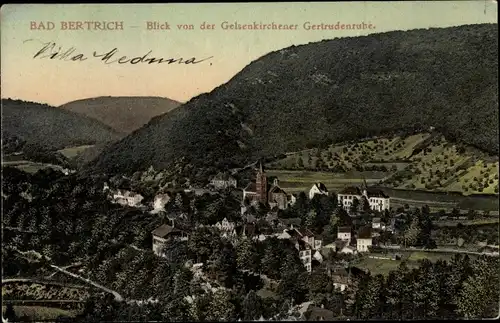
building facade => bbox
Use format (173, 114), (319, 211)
(338, 181), (390, 212)
(210, 172), (237, 189)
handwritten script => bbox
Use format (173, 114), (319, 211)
(23, 39), (213, 65)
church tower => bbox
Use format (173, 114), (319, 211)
(361, 177), (368, 197)
(255, 160), (267, 204)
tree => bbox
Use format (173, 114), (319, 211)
(242, 290), (263, 321)
(205, 290), (236, 321)
(308, 267), (331, 297)
(236, 237), (258, 270)
(456, 256), (499, 318)
(4, 303), (17, 322)
(304, 209), (317, 228)
(411, 260), (440, 319)
(360, 196), (371, 213)
(350, 197), (360, 214)
(358, 274), (385, 319)
(384, 263), (409, 319)
(417, 208), (435, 248)
(322, 213), (339, 244)
(209, 243), (237, 288)
(173, 266), (193, 298)
(296, 157), (304, 168)
(402, 216), (420, 247)
(188, 227), (221, 263)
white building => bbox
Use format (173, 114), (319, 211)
(309, 183), (329, 200)
(110, 189), (144, 207)
(356, 226), (373, 253)
(210, 172), (237, 190)
(282, 228), (324, 273)
(337, 226), (352, 242)
(297, 242), (313, 273)
(151, 223), (188, 258)
(338, 182), (390, 212)
(215, 218), (235, 233)
(372, 217), (385, 230)
(151, 193), (171, 214)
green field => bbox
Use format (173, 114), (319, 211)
(2, 305), (78, 321)
(355, 251), (458, 275)
(1, 160), (65, 173)
(57, 145), (95, 159)
(354, 257), (410, 276)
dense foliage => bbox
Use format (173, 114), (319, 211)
(2, 167), (499, 321)
(89, 24), (498, 179)
(2, 99), (122, 151)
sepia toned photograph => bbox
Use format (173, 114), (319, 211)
(1, 2), (498, 321)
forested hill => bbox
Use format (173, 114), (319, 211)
(60, 96), (181, 134)
(89, 24), (499, 177)
(2, 99), (122, 151)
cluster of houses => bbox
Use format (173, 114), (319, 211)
(105, 161), (392, 281)
(151, 214), (383, 276)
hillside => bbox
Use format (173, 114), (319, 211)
(2, 99), (122, 151)
(267, 132), (499, 196)
(60, 96), (181, 134)
(88, 24), (499, 179)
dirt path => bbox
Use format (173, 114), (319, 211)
(49, 265), (123, 302)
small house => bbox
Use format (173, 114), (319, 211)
(337, 226), (352, 242)
(152, 223), (188, 257)
(309, 183), (329, 200)
(210, 172), (237, 189)
(356, 226), (373, 253)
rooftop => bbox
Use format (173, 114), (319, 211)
(358, 225), (372, 239)
(313, 182), (328, 192)
(151, 224), (183, 238)
(338, 226), (351, 233)
(304, 307), (335, 321)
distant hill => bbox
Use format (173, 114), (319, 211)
(60, 96), (181, 134)
(89, 24), (499, 180)
(2, 99), (122, 151)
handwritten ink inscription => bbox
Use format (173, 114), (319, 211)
(24, 40), (213, 65)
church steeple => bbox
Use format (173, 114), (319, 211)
(361, 176), (368, 197)
(256, 159), (267, 204)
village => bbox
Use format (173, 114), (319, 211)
(89, 159), (499, 320)
(101, 163), (398, 290)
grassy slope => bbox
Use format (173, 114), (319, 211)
(270, 132), (499, 197)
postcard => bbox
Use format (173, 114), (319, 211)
(1, 2), (498, 322)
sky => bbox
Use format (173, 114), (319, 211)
(1, 2), (497, 106)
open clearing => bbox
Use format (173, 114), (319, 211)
(57, 145), (95, 159)
(1, 305), (78, 320)
(355, 251), (462, 275)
